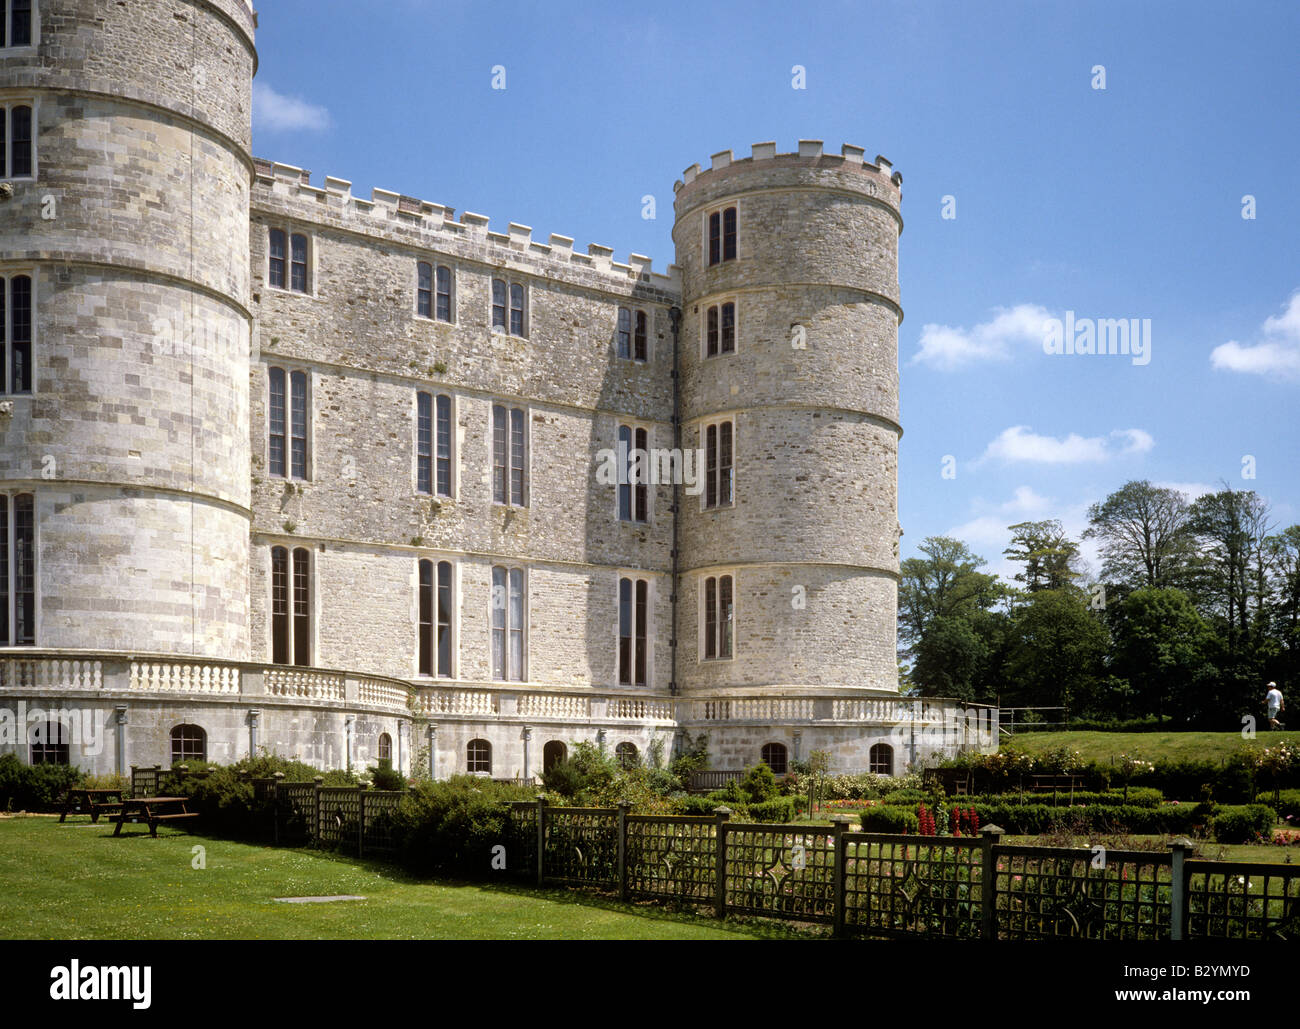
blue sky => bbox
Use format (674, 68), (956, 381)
(252, 0), (1300, 582)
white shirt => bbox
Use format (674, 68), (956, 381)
(1267, 688), (1283, 708)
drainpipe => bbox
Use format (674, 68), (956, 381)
(114, 706), (128, 777)
(344, 714), (355, 774)
(247, 709), (260, 759)
(427, 723), (438, 780)
(668, 305), (682, 697)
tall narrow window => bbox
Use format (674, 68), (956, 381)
(2, 104), (33, 178)
(268, 367), (286, 477)
(417, 262), (432, 318)
(702, 420), (733, 509)
(706, 306), (718, 358)
(435, 394), (452, 497)
(1, 493), (35, 646)
(491, 279), (506, 331)
(704, 302), (736, 358)
(7, 1), (34, 48)
(708, 211), (721, 266)
(617, 424), (649, 523)
(634, 310), (648, 362)
(290, 233), (308, 293)
(435, 265), (452, 321)
(271, 546), (311, 666)
(416, 391), (432, 494)
(491, 566), (526, 681)
(377, 733), (392, 761)
(289, 370), (307, 479)
(418, 559), (454, 678)
(617, 307), (631, 359)
(720, 302), (735, 354)
(2, 274), (33, 394)
(492, 405), (526, 506)
(618, 577), (650, 687)
(702, 574), (734, 660)
(509, 283), (526, 337)
(722, 206), (737, 260)
(268, 229), (286, 289)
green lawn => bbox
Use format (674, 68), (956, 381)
(0, 817), (813, 940)
(1001, 729), (1300, 765)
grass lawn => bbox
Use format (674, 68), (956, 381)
(0, 817), (817, 940)
(1002, 729), (1300, 765)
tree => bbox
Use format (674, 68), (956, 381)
(1001, 589), (1109, 713)
(1265, 526), (1300, 686)
(898, 536), (1001, 648)
(1084, 480), (1194, 593)
(1187, 487), (1272, 645)
(1108, 587), (1214, 722)
(910, 615), (988, 702)
(1003, 520), (1083, 593)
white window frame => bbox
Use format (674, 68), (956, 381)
(266, 365), (313, 482)
(698, 416), (735, 511)
(615, 573), (654, 688)
(702, 200), (739, 267)
(1, 1), (38, 53)
(1, 489), (38, 647)
(489, 564), (528, 683)
(489, 401), (530, 508)
(416, 260), (457, 324)
(416, 390), (457, 499)
(1, 267), (36, 395)
(698, 570), (736, 663)
(490, 278), (529, 338)
(268, 543), (315, 667)
(0, 98), (38, 181)
(266, 225), (315, 297)
(615, 420), (654, 525)
(700, 297), (739, 360)
(416, 556), (458, 680)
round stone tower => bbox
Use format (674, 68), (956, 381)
(672, 140), (903, 697)
(0, 0), (256, 657)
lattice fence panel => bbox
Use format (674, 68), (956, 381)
(842, 834), (983, 938)
(131, 767), (161, 798)
(995, 846), (1172, 940)
(276, 783), (318, 846)
(626, 816), (717, 903)
(1186, 861), (1300, 940)
(542, 808), (618, 887)
(317, 787), (363, 849)
(503, 803), (538, 878)
(724, 825), (836, 924)
(361, 792), (405, 855)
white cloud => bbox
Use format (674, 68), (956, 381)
(1210, 292), (1300, 380)
(253, 82), (331, 133)
(1152, 480), (1216, 502)
(912, 304), (1052, 370)
(977, 426), (1154, 465)
(943, 491), (1099, 587)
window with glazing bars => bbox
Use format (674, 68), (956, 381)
(2, 2), (34, 48)
(619, 577), (649, 687)
(268, 368), (308, 479)
(703, 420), (733, 508)
(703, 574), (733, 660)
(0, 103), (33, 178)
(708, 206), (737, 265)
(271, 546), (311, 666)
(418, 558), (453, 678)
(1, 274), (32, 393)
(492, 404), (526, 506)
(491, 566), (525, 681)
(617, 424), (649, 523)
(0, 492), (35, 646)
(705, 302), (735, 357)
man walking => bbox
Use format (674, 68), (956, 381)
(1265, 682), (1285, 729)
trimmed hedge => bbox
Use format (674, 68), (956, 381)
(859, 806), (920, 834)
(1256, 790), (1300, 822)
(882, 788), (1165, 809)
(1211, 805), (1277, 844)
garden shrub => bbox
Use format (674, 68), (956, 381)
(366, 758), (406, 792)
(1257, 789), (1300, 821)
(859, 805), (919, 833)
(391, 776), (538, 878)
(1210, 804), (1277, 844)
(740, 762), (779, 803)
(0, 754), (83, 812)
(745, 797), (796, 823)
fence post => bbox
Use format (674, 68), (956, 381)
(617, 801), (631, 902)
(313, 776), (324, 845)
(1170, 837), (1192, 941)
(357, 784), (366, 858)
(980, 824), (1003, 941)
(831, 816), (850, 938)
(272, 772), (285, 845)
(536, 797), (547, 887)
(714, 807), (731, 920)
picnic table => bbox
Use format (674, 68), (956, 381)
(112, 796), (199, 838)
(58, 788), (126, 824)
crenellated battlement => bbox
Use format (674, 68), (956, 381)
(672, 139), (903, 196)
(252, 158), (679, 294)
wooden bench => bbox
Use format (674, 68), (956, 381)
(58, 788), (126, 824)
(112, 797), (199, 838)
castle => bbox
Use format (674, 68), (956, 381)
(0, 0), (995, 780)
